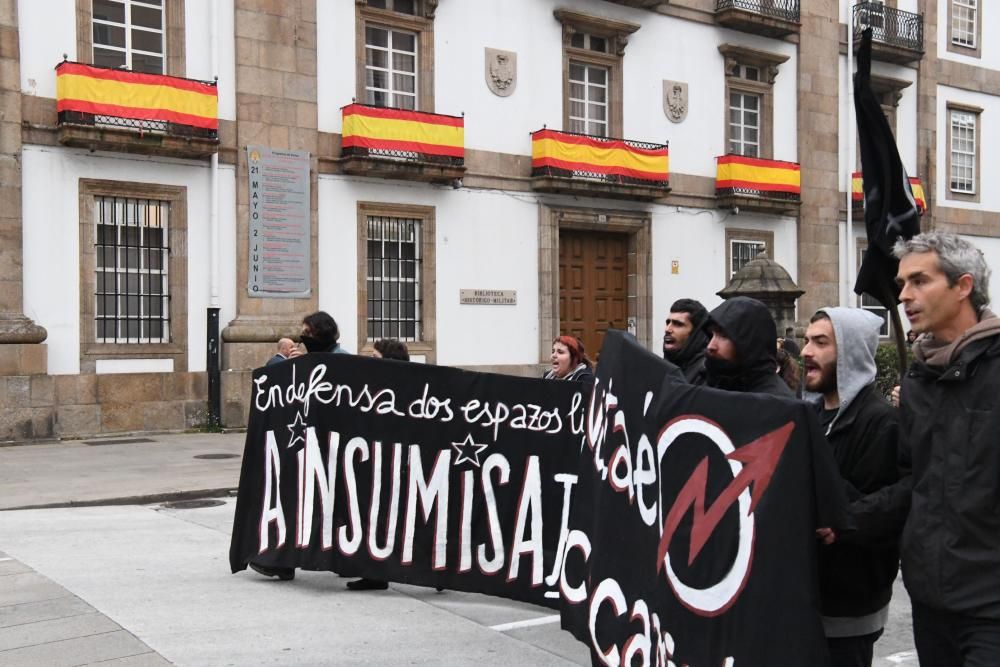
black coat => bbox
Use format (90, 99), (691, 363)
(851, 332), (1000, 618)
(664, 326), (708, 385)
(704, 297), (792, 398)
(815, 383), (900, 618)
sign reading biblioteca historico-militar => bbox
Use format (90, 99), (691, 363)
(246, 146), (311, 298)
(229, 332), (849, 665)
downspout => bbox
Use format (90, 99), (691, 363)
(206, 0), (222, 427)
(845, 4), (856, 307)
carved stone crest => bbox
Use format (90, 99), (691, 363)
(485, 48), (516, 97)
(663, 80), (688, 123)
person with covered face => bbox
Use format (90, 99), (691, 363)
(703, 296), (792, 397)
(662, 298), (709, 385)
(803, 308), (900, 667)
(543, 335), (594, 384)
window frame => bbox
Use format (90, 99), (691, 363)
(947, 0), (982, 59)
(77, 0), (185, 76)
(724, 228), (774, 283)
(356, 202), (436, 362)
(718, 44), (788, 161)
(363, 22), (419, 110)
(355, 2), (435, 113)
(945, 103), (982, 203)
(79, 179), (187, 373)
(567, 59), (610, 137)
(856, 239), (891, 338)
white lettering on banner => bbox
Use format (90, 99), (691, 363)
(367, 442), (402, 560)
(402, 446), (451, 570)
(507, 456), (544, 586)
(477, 453), (509, 574)
(459, 469), (475, 572)
(296, 429), (338, 549)
(338, 437), (369, 556)
(259, 431), (286, 552)
(544, 473), (579, 591)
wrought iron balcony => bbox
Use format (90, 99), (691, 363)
(530, 128), (670, 201)
(339, 103), (465, 184)
(714, 0), (800, 38)
(852, 2), (923, 64)
(55, 61), (219, 159)
(715, 154), (801, 214)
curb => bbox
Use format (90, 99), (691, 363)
(1, 487), (238, 512)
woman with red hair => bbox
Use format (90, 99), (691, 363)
(543, 335), (595, 384)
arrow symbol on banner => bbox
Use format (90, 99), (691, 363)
(656, 421), (794, 570)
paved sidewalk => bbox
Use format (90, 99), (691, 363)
(0, 432), (247, 510)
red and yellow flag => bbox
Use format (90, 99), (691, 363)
(56, 62), (218, 130)
(341, 104), (464, 159)
(716, 155), (800, 195)
(852, 171), (864, 202)
(531, 129), (668, 184)
(853, 171), (926, 213)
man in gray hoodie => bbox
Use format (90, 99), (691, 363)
(803, 308), (900, 667)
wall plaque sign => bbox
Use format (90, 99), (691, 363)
(460, 289), (517, 305)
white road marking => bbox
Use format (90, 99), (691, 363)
(490, 614), (561, 632)
(885, 650), (918, 664)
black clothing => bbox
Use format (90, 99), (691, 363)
(664, 328), (708, 385)
(819, 407), (838, 431)
(826, 630), (882, 667)
(543, 363), (595, 385)
(266, 354), (287, 366)
(912, 600), (1000, 667)
(704, 297), (792, 397)
(814, 384), (899, 620)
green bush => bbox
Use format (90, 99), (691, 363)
(874, 342), (913, 399)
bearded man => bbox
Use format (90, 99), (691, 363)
(662, 298), (709, 385)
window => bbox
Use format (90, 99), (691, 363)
(95, 196), (170, 343)
(356, 0), (434, 112)
(77, 0), (184, 77)
(857, 240), (890, 337)
(725, 228), (773, 282)
(364, 25), (418, 110)
(555, 9), (639, 139)
(79, 180), (187, 373)
(366, 216), (422, 341)
(719, 45), (787, 160)
(947, 105), (981, 202)
(568, 60), (609, 136)
(948, 0), (981, 57)
(357, 203), (436, 361)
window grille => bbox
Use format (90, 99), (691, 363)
(950, 110), (976, 193)
(367, 216), (422, 342)
(92, 0), (165, 74)
(95, 196), (170, 343)
(365, 24), (418, 110)
(568, 61), (609, 137)
(729, 91), (761, 157)
(730, 239), (766, 277)
(951, 0), (977, 48)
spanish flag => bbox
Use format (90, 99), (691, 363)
(531, 129), (668, 184)
(341, 104), (464, 159)
(716, 154), (800, 195)
(56, 62), (218, 130)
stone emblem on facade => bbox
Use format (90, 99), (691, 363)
(485, 48), (516, 97)
(663, 80), (688, 123)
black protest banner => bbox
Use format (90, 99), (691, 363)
(229, 353), (586, 606)
(558, 331), (848, 666)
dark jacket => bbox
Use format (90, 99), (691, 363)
(543, 363), (595, 385)
(704, 297), (792, 398)
(266, 353), (287, 366)
(664, 325), (708, 385)
(850, 319), (1000, 619)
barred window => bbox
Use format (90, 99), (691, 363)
(95, 196), (170, 343)
(92, 0), (165, 74)
(365, 24), (417, 110)
(730, 239), (767, 277)
(951, 0), (977, 48)
(950, 110), (976, 193)
(367, 216), (422, 341)
(568, 61), (608, 137)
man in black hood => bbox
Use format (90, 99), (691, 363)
(662, 298), (709, 385)
(704, 296), (793, 397)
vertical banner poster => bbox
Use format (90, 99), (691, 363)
(247, 146), (311, 297)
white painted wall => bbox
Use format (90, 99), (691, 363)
(317, 0), (797, 176)
(937, 0), (999, 70)
(185, 0), (237, 121)
(936, 84), (1000, 212)
(21, 146), (237, 375)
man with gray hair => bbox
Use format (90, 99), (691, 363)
(844, 231), (1000, 664)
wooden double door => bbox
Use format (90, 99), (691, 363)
(558, 229), (628, 360)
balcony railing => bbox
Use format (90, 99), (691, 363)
(853, 2), (923, 56)
(715, 0), (799, 23)
(530, 128), (669, 200)
(716, 154), (800, 212)
(852, 171), (926, 214)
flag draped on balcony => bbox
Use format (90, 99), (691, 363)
(853, 172), (925, 213)
(341, 104), (464, 161)
(530, 129), (668, 186)
(715, 155), (800, 198)
(853, 28), (921, 312)
(55, 62), (218, 131)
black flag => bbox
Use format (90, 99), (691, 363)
(853, 28), (921, 310)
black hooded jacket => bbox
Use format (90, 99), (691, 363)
(663, 323), (708, 385)
(704, 297), (792, 398)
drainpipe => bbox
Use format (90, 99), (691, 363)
(845, 5), (856, 307)
(206, 0), (221, 427)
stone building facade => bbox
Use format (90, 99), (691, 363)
(1, 0), (998, 440)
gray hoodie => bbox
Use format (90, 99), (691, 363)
(808, 307), (884, 435)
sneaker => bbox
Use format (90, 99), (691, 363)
(346, 578), (388, 591)
(249, 562), (295, 581)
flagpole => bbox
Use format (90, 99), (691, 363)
(846, 4), (856, 307)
